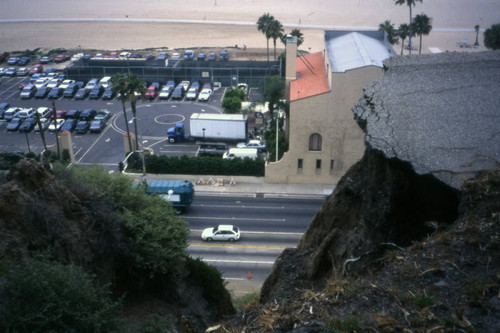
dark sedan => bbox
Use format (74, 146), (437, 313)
(89, 120), (107, 133)
(171, 85), (185, 100)
(18, 117), (37, 133)
(35, 86), (51, 99)
(79, 109), (97, 121)
(101, 87), (115, 100)
(48, 87), (63, 99)
(74, 88), (89, 100)
(18, 57), (31, 66)
(59, 118), (77, 132)
(89, 84), (104, 99)
(63, 83), (80, 97)
(75, 120), (90, 134)
(65, 109), (81, 119)
(6, 118), (24, 131)
(40, 56), (53, 64)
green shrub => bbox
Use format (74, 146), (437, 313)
(143, 155), (265, 176)
(139, 314), (173, 333)
(0, 258), (122, 332)
(186, 257), (235, 318)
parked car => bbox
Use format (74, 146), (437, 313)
(145, 84), (159, 99)
(0, 102), (10, 119)
(54, 54), (70, 63)
(59, 118), (77, 132)
(85, 78), (99, 91)
(48, 118), (65, 132)
(185, 81), (200, 100)
(101, 87), (115, 100)
(74, 87), (89, 99)
(184, 50), (195, 60)
(20, 84), (37, 99)
(34, 77), (50, 88)
(18, 117), (37, 133)
(219, 50), (229, 61)
(6, 118), (24, 131)
(59, 79), (75, 90)
(197, 53), (206, 61)
(79, 109), (97, 121)
(65, 109), (81, 119)
(7, 57), (20, 65)
(197, 89), (212, 102)
(34, 118), (50, 132)
(131, 52), (142, 58)
(159, 86), (172, 99)
(4, 107), (20, 121)
(63, 83), (80, 97)
(29, 64), (43, 75)
(34, 86), (51, 99)
(0, 68), (7, 76)
(207, 52), (217, 61)
(18, 57), (31, 66)
(17, 67), (29, 76)
(171, 85), (185, 100)
(71, 53), (84, 62)
(55, 110), (68, 119)
(144, 53), (155, 60)
(89, 84), (105, 99)
(75, 120), (91, 134)
(30, 73), (46, 83)
(171, 52), (180, 61)
(95, 110), (111, 122)
(89, 119), (106, 133)
(16, 108), (35, 119)
(156, 52), (169, 61)
(46, 78), (62, 89)
(48, 87), (63, 99)
(40, 56), (53, 64)
(109, 51), (118, 58)
(5, 67), (17, 77)
(99, 76), (112, 89)
(36, 107), (52, 119)
(119, 52), (131, 59)
(237, 139), (267, 151)
(201, 225), (240, 242)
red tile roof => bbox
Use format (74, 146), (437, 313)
(290, 52), (330, 102)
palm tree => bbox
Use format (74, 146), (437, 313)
(474, 25), (480, 46)
(395, 0), (422, 54)
(125, 73), (147, 150)
(268, 19), (284, 61)
(257, 13), (275, 62)
(111, 73), (133, 153)
(280, 28), (305, 48)
(397, 23), (411, 55)
(378, 20), (399, 45)
(412, 14), (432, 54)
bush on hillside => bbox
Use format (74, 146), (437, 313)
(0, 257), (122, 332)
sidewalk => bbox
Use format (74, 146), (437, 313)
(127, 173), (334, 199)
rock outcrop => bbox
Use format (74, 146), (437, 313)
(261, 51), (500, 308)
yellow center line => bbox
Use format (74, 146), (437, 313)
(189, 242), (290, 250)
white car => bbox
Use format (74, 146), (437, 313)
(237, 139), (266, 151)
(171, 52), (180, 61)
(48, 118), (65, 132)
(197, 89), (212, 102)
(17, 67), (30, 76)
(36, 107), (52, 119)
(34, 77), (50, 89)
(46, 78), (62, 89)
(34, 118), (50, 132)
(58, 79), (75, 90)
(71, 53), (84, 62)
(119, 52), (131, 59)
(201, 225), (240, 242)
(0, 68), (7, 75)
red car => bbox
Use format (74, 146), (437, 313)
(54, 54), (70, 63)
(29, 64), (43, 75)
(145, 85), (159, 99)
(109, 51), (118, 58)
(55, 110), (68, 119)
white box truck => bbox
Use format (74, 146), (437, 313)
(189, 113), (247, 141)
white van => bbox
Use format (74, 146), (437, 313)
(222, 148), (260, 160)
(99, 76), (112, 89)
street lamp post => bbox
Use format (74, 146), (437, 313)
(202, 128), (206, 154)
(129, 117), (146, 177)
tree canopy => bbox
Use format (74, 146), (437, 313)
(484, 23), (500, 50)
(257, 13), (275, 61)
(394, 0), (423, 54)
(412, 13), (433, 54)
(379, 20), (399, 45)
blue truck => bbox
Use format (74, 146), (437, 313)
(145, 180), (195, 214)
(167, 122), (187, 143)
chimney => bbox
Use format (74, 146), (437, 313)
(285, 35), (297, 101)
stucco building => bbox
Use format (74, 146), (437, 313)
(265, 31), (396, 184)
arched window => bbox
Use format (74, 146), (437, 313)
(309, 133), (322, 151)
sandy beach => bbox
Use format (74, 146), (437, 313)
(0, 0), (499, 54)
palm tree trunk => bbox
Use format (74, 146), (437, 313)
(121, 101), (132, 153)
(51, 100), (60, 159)
(419, 34), (422, 54)
(266, 38), (270, 62)
(408, 6), (413, 55)
(273, 39), (277, 61)
(131, 103), (139, 150)
(401, 37), (405, 55)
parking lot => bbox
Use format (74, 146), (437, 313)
(0, 68), (249, 168)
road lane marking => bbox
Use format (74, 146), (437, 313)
(190, 229), (303, 236)
(183, 216), (285, 222)
(203, 259), (275, 265)
(189, 242), (288, 250)
(192, 204), (284, 209)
